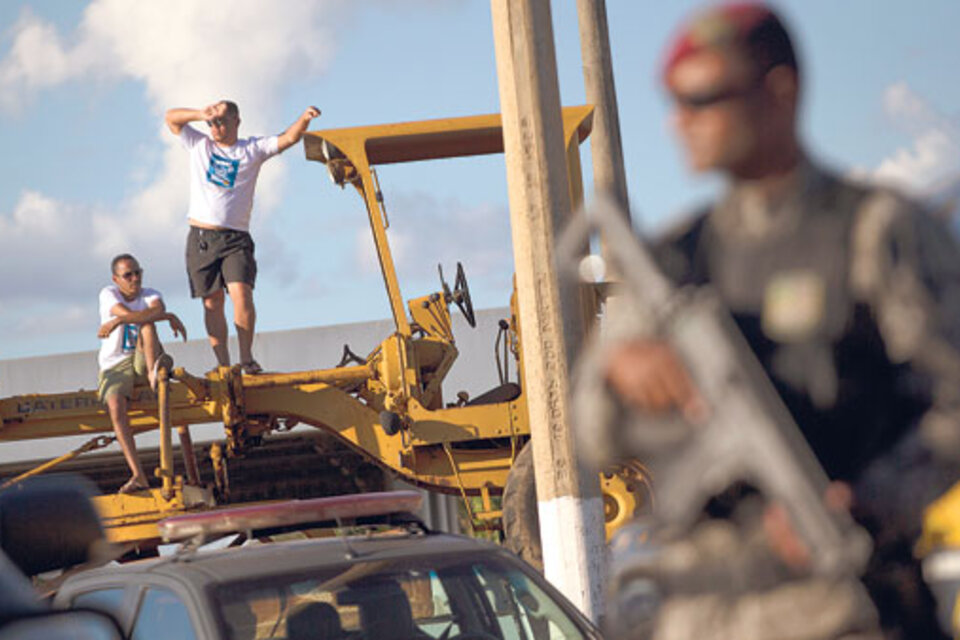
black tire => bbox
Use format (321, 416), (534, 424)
(502, 441), (543, 571)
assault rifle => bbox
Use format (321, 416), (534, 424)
(561, 198), (872, 577)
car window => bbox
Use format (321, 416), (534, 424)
(216, 554), (587, 640)
(474, 564), (583, 640)
(418, 570), (459, 637)
(131, 587), (198, 640)
(72, 588), (126, 620)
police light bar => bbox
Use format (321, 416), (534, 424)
(158, 491), (423, 543)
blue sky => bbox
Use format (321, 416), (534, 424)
(0, 1), (957, 363)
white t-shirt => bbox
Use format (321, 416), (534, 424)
(180, 124), (280, 232)
(98, 285), (162, 371)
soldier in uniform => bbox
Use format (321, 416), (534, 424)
(604, 3), (960, 638)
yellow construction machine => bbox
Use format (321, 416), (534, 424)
(0, 106), (648, 561)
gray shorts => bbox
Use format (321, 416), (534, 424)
(185, 226), (257, 299)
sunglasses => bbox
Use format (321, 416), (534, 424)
(119, 269), (142, 281)
(206, 117), (230, 128)
(671, 78), (763, 110)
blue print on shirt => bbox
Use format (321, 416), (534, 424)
(122, 324), (138, 353)
(207, 152), (239, 188)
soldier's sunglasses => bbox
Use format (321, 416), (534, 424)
(672, 77), (764, 110)
(120, 269), (142, 280)
(207, 117), (229, 128)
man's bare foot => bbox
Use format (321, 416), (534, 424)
(150, 353), (175, 391)
(118, 477), (150, 494)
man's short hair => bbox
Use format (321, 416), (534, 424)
(111, 253), (138, 275)
(221, 100), (239, 118)
(663, 3), (798, 80)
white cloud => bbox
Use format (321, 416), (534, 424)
(0, 191), (107, 300)
(874, 130), (958, 193)
(0, 0), (346, 309)
(869, 82), (960, 194)
(1, 1), (343, 122)
(0, 10), (97, 110)
(882, 82), (932, 129)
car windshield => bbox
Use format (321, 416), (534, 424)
(215, 552), (590, 640)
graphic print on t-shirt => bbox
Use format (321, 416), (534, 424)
(122, 324), (138, 353)
(207, 153), (239, 188)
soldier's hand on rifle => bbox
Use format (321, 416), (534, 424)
(763, 481), (853, 570)
(605, 338), (708, 423)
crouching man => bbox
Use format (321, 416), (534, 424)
(97, 254), (187, 494)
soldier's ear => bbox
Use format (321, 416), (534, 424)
(765, 65), (799, 110)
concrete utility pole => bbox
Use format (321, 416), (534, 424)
(490, 0), (605, 621)
(577, 0), (629, 213)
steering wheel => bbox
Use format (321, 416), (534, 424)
(438, 263), (477, 328)
(453, 262), (476, 327)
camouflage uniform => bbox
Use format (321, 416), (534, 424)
(644, 158), (960, 638)
(608, 515), (881, 640)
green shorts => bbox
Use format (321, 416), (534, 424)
(98, 351), (148, 403)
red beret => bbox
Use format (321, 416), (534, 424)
(662, 2), (779, 78)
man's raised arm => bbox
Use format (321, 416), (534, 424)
(277, 106), (321, 152)
(165, 104), (219, 136)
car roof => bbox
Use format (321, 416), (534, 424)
(56, 531), (600, 639)
(68, 532), (509, 588)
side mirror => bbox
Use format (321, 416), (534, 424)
(0, 477), (125, 638)
(0, 608), (125, 640)
(0, 474), (110, 576)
